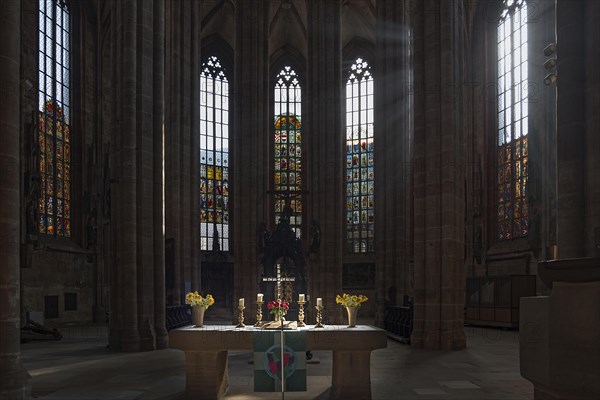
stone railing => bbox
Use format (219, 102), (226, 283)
(384, 305), (413, 342)
(166, 304), (192, 331)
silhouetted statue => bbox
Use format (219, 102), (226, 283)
(257, 222), (268, 254)
(309, 220), (320, 253)
(212, 227), (221, 252)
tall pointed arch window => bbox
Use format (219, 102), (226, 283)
(497, 0), (528, 240)
(37, 0), (72, 237)
(345, 58), (374, 253)
(200, 56), (230, 251)
(274, 66), (303, 238)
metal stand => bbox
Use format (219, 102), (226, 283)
(236, 306), (246, 328)
(280, 315), (285, 399)
(255, 301), (264, 326)
(314, 305), (324, 328)
(297, 301), (306, 327)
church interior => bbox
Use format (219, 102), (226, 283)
(1, 0), (599, 399)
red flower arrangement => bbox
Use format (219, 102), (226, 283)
(267, 299), (289, 320)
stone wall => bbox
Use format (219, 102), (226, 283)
(465, 0), (556, 299)
(19, 0), (100, 327)
(12, 0), (597, 357)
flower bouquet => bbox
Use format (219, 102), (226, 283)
(185, 291), (215, 327)
(335, 293), (368, 308)
(336, 293), (368, 327)
(267, 299), (289, 322)
(185, 291), (215, 308)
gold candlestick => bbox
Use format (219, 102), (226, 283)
(314, 305), (324, 328)
(297, 301), (306, 327)
(255, 301), (264, 327)
(236, 306), (246, 328)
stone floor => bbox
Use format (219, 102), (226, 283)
(22, 325), (533, 400)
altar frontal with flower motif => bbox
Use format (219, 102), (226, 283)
(253, 331), (306, 392)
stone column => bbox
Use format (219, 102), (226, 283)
(411, 0), (466, 350)
(233, 0), (269, 315)
(306, 0), (343, 323)
(555, 0), (585, 258)
(0, 2), (31, 397)
(108, 0), (167, 351)
(117, 0), (140, 352)
(374, 0), (413, 325)
(153, 0), (168, 350)
(180, 0), (192, 295)
(164, 0), (197, 303)
(190, 0), (200, 295)
(528, 0), (558, 263)
(584, 0), (600, 257)
(165, 0), (183, 303)
(136, 0), (161, 352)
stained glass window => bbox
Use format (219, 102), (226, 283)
(200, 56), (230, 251)
(346, 58), (374, 253)
(274, 66), (303, 238)
(497, 0), (528, 240)
(37, 0), (71, 237)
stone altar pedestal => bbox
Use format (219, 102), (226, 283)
(169, 324), (387, 399)
(520, 258), (600, 400)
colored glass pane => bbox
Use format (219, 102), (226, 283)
(496, 0), (528, 241)
(346, 58), (374, 253)
(200, 56), (230, 251)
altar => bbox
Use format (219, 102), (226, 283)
(169, 324), (387, 400)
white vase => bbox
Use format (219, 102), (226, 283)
(192, 306), (206, 328)
(346, 306), (358, 327)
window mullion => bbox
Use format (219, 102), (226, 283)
(510, 10), (517, 236)
(358, 83), (363, 246)
(211, 83), (216, 248)
(52, 1), (58, 236)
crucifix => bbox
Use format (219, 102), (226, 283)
(262, 262), (295, 302)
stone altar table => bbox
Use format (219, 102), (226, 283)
(520, 258), (600, 400)
(169, 324), (387, 400)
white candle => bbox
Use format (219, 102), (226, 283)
(239, 298), (244, 307)
(316, 297), (322, 307)
(299, 294), (305, 302)
(257, 293), (263, 302)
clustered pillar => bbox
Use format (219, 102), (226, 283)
(232, 0), (269, 318)
(411, 0), (467, 350)
(374, 0), (413, 325)
(0, 0), (31, 397)
(109, 0), (167, 352)
(306, 0), (344, 324)
(555, 0), (588, 259)
(164, 0), (201, 305)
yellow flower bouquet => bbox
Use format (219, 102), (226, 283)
(336, 293), (368, 308)
(185, 291), (215, 309)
